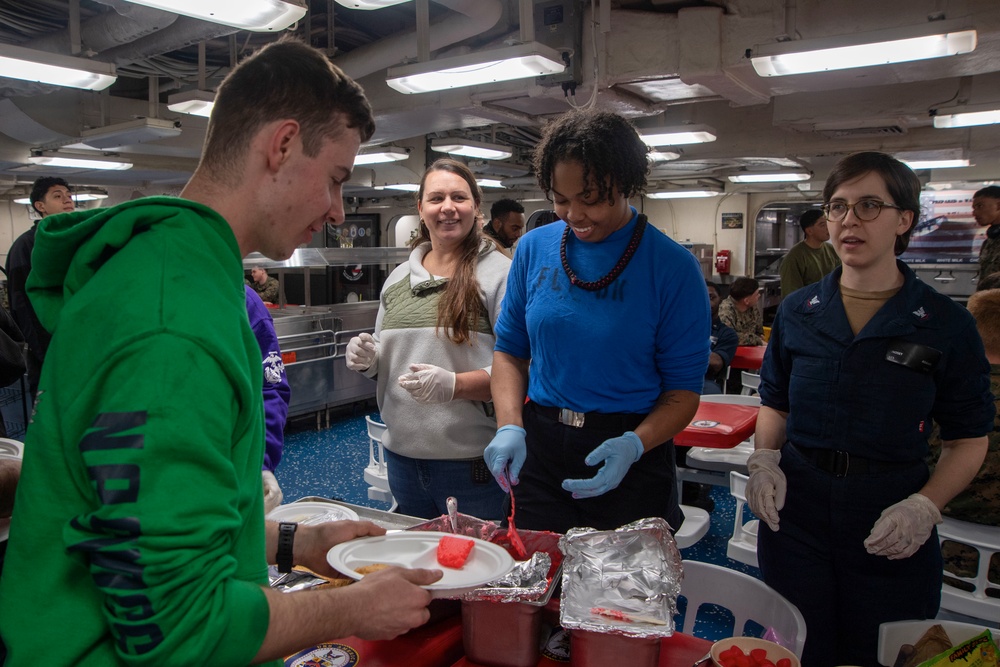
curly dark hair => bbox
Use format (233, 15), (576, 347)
(532, 108), (649, 204)
(490, 198), (524, 220)
(30, 176), (71, 207)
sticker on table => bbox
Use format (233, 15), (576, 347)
(542, 628), (570, 662)
(285, 643), (359, 667)
(690, 420), (721, 428)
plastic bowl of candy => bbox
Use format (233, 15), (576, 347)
(710, 637), (800, 667)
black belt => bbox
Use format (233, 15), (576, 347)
(792, 444), (921, 477)
(531, 403), (646, 431)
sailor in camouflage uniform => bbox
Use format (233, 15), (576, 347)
(927, 287), (1000, 587)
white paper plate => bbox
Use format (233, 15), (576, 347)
(327, 531), (515, 595)
(266, 501), (359, 524)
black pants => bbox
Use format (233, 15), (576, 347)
(506, 401), (683, 535)
(757, 443), (940, 667)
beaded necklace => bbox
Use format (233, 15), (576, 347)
(560, 214), (647, 291)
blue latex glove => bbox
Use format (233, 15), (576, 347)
(484, 425), (527, 492)
(561, 432), (644, 499)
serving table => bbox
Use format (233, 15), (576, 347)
(279, 499), (714, 667)
(450, 632), (712, 666)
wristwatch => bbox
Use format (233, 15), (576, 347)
(277, 522), (297, 573)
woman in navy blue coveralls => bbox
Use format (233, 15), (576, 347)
(747, 152), (993, 666)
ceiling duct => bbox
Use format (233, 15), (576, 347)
(819, 125), (908, 139)
(332, 0), (503, 81)
(0, 0), (179, 98)
(28, 0), (179, 56)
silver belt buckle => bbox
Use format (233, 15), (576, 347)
(559, 408), (586, 428)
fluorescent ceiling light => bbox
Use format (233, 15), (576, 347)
(334, 0), (410, 8)
(639, 125), (717, 147)
(477, 179), (506, 189)
(0, 43), (116, 91)
(167, 89), (215, 117)
(121, 0), (306, 31)
(80, 118), (182, 149)
(386, 41), (565, 94)
(468, 160), (531, 178)
(647, 189), (722, 199)
(728, 172), (811, 183)
(71, 187), (111, 202)
(751, 22), (976, 77)
(12, 197), (30, 205)
(354, 147), (409, 165)
(648, 150), (682, 163)
(933, 102), (1000, 128)
(29, 154), (133, 171)
(431, 138), (513, 160)
(901, 159), (970, 170)
(374, 183), (419, 192)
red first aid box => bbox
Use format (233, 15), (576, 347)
(673, 402), (759, 449)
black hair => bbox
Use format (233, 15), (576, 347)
(490, 198), (524, 220)
(977, 271), (1000, 292)
(533, 108), (649, 204)
(974, 186), (1000, 200)
(30, 176), (71, 207)
(706, 280), (720, 294)
(823, 151), (920, 256)
(729, 276), (760, 300)
(798, 209), (825, 232)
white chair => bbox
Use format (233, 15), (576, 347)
(727, 471), (759, 568)
(877, 619), (994, 666)
(936, 516), (1000, 623)
(363, 416), (397, 512)
(675, 504), (710, 549)
(741, 371), (761, 396)
(677, 560), (806, 658)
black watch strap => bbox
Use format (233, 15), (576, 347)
(277, 522), (297, 573)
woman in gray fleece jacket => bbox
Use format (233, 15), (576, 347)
(346, 158), (511, 519)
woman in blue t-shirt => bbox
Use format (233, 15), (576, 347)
(483, 108), (710, 534)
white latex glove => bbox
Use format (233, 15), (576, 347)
(864, 493), (941, 560)
(262, 470), (283, 514)
(346, 332), (378, 373)
(745, 449), (786, 532)
(398, 363), (456, 404)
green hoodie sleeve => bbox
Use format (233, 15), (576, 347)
(58, 333), (270, 665)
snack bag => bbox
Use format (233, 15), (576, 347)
(917, 630), (999, 667)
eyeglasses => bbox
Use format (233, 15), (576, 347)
(821, 199), (904, 222)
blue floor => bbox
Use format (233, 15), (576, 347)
(275, 405), (760, 579)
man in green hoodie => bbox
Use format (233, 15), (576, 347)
(0, 38), (442, 666)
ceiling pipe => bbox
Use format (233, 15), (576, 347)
(25, 0), (178, 57)
(332, 0), (503, 80)
(96, 16), (239, 68)
(0, 0), (179, 98)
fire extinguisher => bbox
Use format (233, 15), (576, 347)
(715, 249), (731, 275)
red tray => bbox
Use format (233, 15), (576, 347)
(673, 402), (759, 449)
(285, 614), (463, 667)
